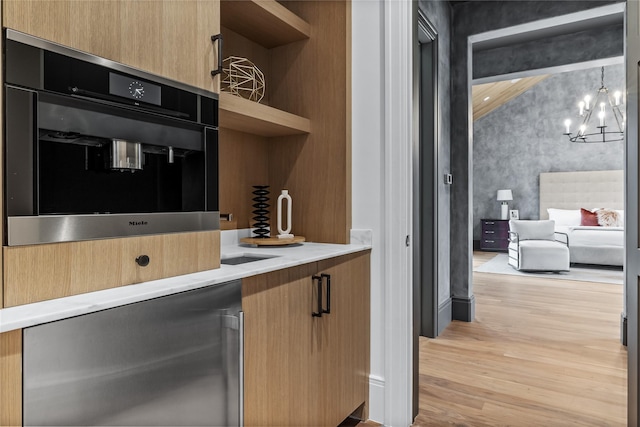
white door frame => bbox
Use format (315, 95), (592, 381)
(382, 0), (414, 425)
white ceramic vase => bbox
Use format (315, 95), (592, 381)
(277, 190), (293, 239)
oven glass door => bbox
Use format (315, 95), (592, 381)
(38, 135), (205, 215)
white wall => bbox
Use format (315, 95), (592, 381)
(353, 1), (414, 425)
(352, 0), (386, 422)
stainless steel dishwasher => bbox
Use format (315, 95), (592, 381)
(23, 280), (243, 426)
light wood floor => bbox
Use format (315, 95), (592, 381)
(414, 251), (627, 426)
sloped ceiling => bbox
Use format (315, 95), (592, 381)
(472, 75), (550, 121)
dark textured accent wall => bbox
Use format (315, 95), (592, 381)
(419, 0), (452, 306)
(472, 64), (624, 240)
(473, 23), (623, 79)
(450, 0), (622, 312)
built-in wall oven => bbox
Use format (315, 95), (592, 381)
(4, 29), (219, 246)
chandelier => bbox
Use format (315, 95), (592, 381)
(562, 67), (625, 143)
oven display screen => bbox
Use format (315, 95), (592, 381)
(109, 72), (161, 106)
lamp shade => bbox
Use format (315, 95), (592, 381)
(497, 189), (513, 202)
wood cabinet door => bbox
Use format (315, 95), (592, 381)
(242, 262), (324, 426)
(0, 330), (22, 427)
(3, 0), (220, 92)
(3, 231), (220, 307)
(317, 252), (371, 425)
(243, 253), (371, 426)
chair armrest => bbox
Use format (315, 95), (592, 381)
(554, 231), (569, 247)
(507, 230), (520, 269)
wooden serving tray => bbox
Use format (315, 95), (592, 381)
(240, 236), (306, 246)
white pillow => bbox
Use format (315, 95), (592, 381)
(596, 209), (620, 227)
(547, 208), (581, 226)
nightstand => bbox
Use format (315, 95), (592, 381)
(480, 219), (510, 252)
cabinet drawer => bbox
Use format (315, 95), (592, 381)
(3, 231), (220, 307)
(480, 238), (508, 251)
(482, 228), (509, 239)
(481, 220), (509, 231)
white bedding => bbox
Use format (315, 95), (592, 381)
(552, 225), (623, 266)
(555, 225), (624, 248)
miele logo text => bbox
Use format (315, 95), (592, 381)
(129, 221), (148, 226)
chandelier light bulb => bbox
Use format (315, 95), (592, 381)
(563, 67), (623, 143)
(614, 91), (621, 106)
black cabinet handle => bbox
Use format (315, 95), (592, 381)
(312, 275), (323, 317)
(321, 273), (331, 314)
(210, 34), (223, 76)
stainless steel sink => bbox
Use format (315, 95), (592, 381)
(220, 255), (277, 265)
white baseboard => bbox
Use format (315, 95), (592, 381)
(368, 374), (386, 424)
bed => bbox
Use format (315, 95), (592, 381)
(539, 170), (624, 267)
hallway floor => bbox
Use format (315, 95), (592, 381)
(414, 252), (627, 426)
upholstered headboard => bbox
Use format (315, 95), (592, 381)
(539, 170), (624, 219)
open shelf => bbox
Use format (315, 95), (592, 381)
(221, 0), (310, 48)
(219, 93), (311, 137)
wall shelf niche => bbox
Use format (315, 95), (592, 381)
(220, 0), (310, 48)
(219, 93), (310, 137)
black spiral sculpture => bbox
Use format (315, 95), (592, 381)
(251, 185), (270, 238)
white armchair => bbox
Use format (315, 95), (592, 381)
(508, 220), (570, 272)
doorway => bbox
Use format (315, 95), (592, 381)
(415, 12), (439, 340)
(467, 2), (638, 425)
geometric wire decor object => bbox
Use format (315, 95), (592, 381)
(563, 66), (625, 143)
(221, 56), (265, 103)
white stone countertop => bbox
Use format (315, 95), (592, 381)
(0, 231), (372, 333)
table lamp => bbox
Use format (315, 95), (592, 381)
(497, 189), (513, 220)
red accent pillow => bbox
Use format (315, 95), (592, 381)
(580, 208), (600, 226)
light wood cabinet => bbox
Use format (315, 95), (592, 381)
(3, 231), (220, 307)
(243, 251), (370, 426)
(0, 330), (21, 427)
(317, 252), (371, 425)
(2, 0), (221, 92)
(220, 0), (310, 49)
(0, 251), (369, 426)
(219, 1), (352, 243)
(242, 262), (321, 426)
